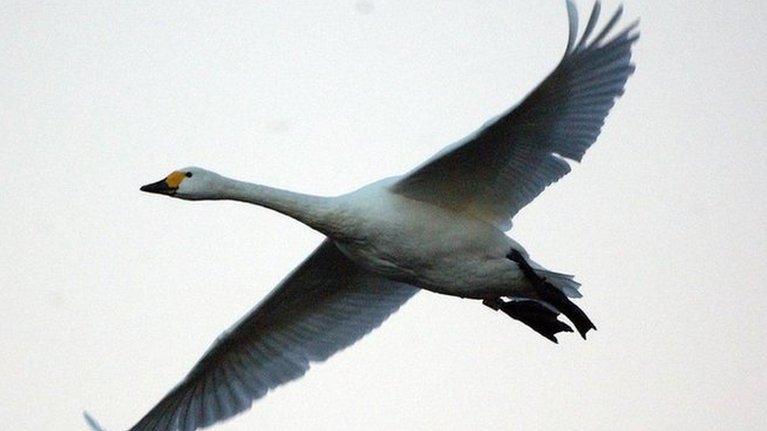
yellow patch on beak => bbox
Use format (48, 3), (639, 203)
(166, 171), (186, 188)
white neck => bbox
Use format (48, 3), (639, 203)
(216, 177), (339, 235)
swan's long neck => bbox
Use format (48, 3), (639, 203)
(217, 177), (339, 234)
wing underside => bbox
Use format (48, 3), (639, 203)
(127, 240), (418, 431)
(391, 1), (638, 230)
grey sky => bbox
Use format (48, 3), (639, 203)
(1, 1), (766, 430)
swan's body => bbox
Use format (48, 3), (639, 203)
(91, 2), (638, 430)
(325, 178), (526, 295)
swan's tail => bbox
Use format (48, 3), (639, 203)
(83, 411), (106, 431)
(527, 262), (582, 299)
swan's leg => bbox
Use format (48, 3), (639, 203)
(506, 249), (596, 339)
(483, 297), (573, 343)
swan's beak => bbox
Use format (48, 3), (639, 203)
(140, 179), (176, 196)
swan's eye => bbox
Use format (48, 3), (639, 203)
(185, 172), (193, 178)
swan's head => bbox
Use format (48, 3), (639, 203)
(140, 167), (222, 200)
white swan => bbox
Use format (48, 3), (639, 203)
(96, 1), (638, 430)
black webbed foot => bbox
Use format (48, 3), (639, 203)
(484, 298), (573, 343)
(506, 249), (596, 339)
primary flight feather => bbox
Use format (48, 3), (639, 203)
(88, 2), (638, 429)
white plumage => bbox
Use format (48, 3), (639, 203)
(89, 1), (638, 430)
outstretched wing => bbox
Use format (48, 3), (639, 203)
(128, 240), (418, 431)
(391, 1), (639, 230)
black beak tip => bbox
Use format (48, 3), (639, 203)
(140, 179), (175, 195)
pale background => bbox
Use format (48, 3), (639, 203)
(2, 1), (765, 430)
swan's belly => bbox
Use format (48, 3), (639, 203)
(337, 238), (524, 296)
(332, 190), (521, 294)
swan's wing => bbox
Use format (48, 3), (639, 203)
(391, 1), (638, 230)
(127, 240), (418, 431)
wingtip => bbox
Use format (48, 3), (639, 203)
(565, 0), (579, 53)
(83, 411), (106, 431)
(577, 1), (601, 50)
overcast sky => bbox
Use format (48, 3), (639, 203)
(2, 1), (766, 430)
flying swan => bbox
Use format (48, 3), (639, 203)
(88, 1), (638, 430)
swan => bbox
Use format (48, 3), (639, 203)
(90, 1), (637, 430)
